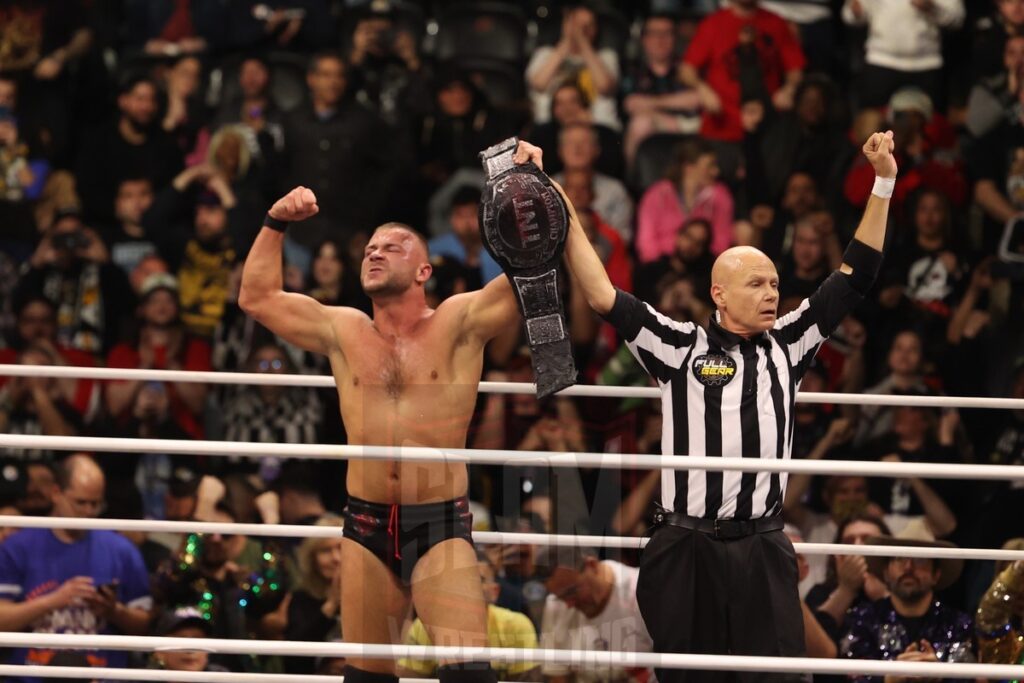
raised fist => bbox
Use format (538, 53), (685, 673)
(269, 186), (319, 222)
(863, 130), (897, 179)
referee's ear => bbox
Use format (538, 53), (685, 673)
(711, 283), (725, 308)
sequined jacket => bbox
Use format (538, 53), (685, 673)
(977, 561), (1024, 667)
(840, 597), (975, 682)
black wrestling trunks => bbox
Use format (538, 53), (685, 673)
(342, 496), (474, 584)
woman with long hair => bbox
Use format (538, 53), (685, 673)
(806, 513), (892, 628)
(282, 515), (343, 674)
(635, 137), (735, 262)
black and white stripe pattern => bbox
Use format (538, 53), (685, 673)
(605, 272), (861, 520)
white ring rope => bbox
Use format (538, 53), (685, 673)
(2, 364), (1023, 409)
(0, 666), (343, 682)
(2, 434), (1022, 481)
(5, 515), (1023, 562)
(1, 633), (1021, 680)
(0, 671), (495, 683)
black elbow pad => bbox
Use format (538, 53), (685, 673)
(842, 239), (883, 294)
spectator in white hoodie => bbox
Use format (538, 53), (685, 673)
(843, 0), (965, 109)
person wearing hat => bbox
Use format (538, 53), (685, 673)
(105, 271), (212, 441)
(417, 66), (514, 191)
(142, 162), (242, 339)
(845, 88), (966, 214)
(840, 535), (974, 677)
(150, 606), (228, 675)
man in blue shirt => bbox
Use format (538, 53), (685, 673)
(0, 454), (152, 680)
(428, 185), (502, 288)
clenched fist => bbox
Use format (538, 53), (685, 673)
(863, 130), (897, 179)
(269, 186), (319, 222)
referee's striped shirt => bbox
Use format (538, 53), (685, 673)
(604, 270), (865, 521)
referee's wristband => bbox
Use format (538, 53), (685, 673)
(871, 176), (895, 199)
(263, 213), (289, 233)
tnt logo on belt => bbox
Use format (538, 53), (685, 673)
(692, 353), (737, 387)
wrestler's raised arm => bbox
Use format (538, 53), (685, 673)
(239, 187), (339, 355)
(460, 272), (520, 343)
(510, 141), (617, 315)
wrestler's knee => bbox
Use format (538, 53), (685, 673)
(438, 661), (498, 683)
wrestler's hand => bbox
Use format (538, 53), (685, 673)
(269, 186), (319, 222)
(513, 140), (544, 171)
(863, 130), (897, 179)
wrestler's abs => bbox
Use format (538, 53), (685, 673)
(329, 320), (484, 505)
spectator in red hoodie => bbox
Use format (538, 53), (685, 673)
(105, 273), (211, 439)
(680, 0), (805, 144)
(0, 295), (97, 419)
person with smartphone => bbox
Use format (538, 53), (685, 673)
(0, 455), (152, 680)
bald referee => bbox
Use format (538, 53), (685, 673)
(513, 131), (896, 681)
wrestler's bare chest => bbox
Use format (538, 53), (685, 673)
(330, 316), (480, 500)
(328, 315), (481, 448)
(340, 324), (458, 396)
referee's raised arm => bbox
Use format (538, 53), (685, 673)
(840, 130), (897, 286)
(558, 181), (617, 316)
(512, 139), (616, 315)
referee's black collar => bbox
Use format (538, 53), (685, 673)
(708, 314), (771, 351)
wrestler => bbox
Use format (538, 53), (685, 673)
(239, 185), (533, 682)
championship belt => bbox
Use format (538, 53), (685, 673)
(478, 137), (577, 399)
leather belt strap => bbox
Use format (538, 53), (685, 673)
(653, 509), (784, 540)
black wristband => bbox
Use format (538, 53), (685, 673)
(842, 238), (882, 294)
(263, 213), (289, 233)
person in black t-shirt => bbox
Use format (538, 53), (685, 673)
(889, 189), (964, 321)
(283, 515), (343, 675)
(864, 404), (959, 539)
(75, 76), (184, 226)
(102, 178), (157, 278)
(633, 216), (714, 305)
(968, 94), (1024, 250)
(971, 0), (1024, 82)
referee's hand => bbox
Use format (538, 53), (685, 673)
(863, 130), (897, 179)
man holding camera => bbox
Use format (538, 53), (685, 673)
(347, 2), (428, 128)
(15, 208), (134, 355)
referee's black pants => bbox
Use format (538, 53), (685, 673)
(636, 524), (805, 683)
